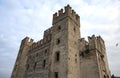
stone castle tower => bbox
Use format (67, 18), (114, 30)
(11, 5), (111, 78)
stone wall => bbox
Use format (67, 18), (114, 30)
(79, 35), (110, 78)
(11, 37), (33, 78)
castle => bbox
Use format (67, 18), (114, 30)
(11, 5), (111, 78)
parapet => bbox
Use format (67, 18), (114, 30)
(79, 35), (106, 55)
(52, 4), (80, 25)
(88, 35), (105, 53)
(88, 35), (104, 45)
(29, 34), (51, 52)
(79, 38), (89, 52)
(79, 38), (88, 45)
(21, 37), (34, 45)
(43, 27), (52, 38)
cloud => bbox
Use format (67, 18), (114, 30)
(0, 0), (120, 77)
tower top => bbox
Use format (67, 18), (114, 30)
(52, 4), (80, 25)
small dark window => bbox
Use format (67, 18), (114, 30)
(104, 75), (106, 78)
(80, 52), (84, 57)
(58, 25), (61, 30)
(75, 58), (77, 63)
(55, 52), (60, 62)
(75, 54), (77, 57)
(43, 60), (46, 68)
(74, 27), (76, 32)
(54, 72), (58, 78)
(56, 38), (60, 45)
(27, 64), (29, 70)
(34, 62), (37, 70)
(85, 49), (89, 54)
(45, 49), (47, 54)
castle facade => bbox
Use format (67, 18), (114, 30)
(11, 5), (110, 78)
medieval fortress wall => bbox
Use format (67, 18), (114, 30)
(11, 5), (110, 78)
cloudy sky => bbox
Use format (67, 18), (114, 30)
(0, 0), (120, 78)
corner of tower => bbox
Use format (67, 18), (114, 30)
(88, 35), (105, 53)
(20, 36), (34, 49)
(52, 4), (80, 26)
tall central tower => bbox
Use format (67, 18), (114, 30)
(50, 5), (81, 78)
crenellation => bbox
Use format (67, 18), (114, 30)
(52, 4), (80, 25)
(79, 38), (89, 55)
(76, 14), (80, 20)
(21, 37), (30, 45)
(65, 4), (71, 14)
(29, 36), (51, 52)
(53, 12), (58, 18)
(58, 9), (64, 15)
(97, 36), (105, 44)
(88, 35), (97, 50)
(79, 35), (106, 56)
(71, 9), (76, 18)
(44, 27), (52, 38)
(87, 35), (106, 55)
(30, 38), (34, 42)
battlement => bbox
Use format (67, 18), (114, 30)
(52, 4), (80, 25)
(43, 27), (52, 38)
(29, 34), (51, 51)
(88, 35), (105, 46)
(79, 38), (88, 53)
(79, 35), (105, 55)
(88, 35), (104, 42)
(79, 38), (88, 45)
(87, 35), (105, 55)
(21, 37), (34, 45)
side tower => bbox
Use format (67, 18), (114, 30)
(11, 37), (33, 78)
(50, 5), (81, 78)
(79, 35), (110, 78)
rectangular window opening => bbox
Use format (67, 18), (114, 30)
(43, 60), (46, 68)
(56, 52), (60, 61)
(54, 72), (58, 78)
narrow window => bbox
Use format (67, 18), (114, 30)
(56, 52), (60, 62)
(75, 58), (77, 63)
(45, 49), (47, 55)
(54, 72), (58, 78)
(104, 75), (106, 78)
(58, 25), (61, 30)
(34, 62), (37, 70)
(56, 38), (60, 45)
(43, 60), (46, 68)
(75, 54), (77, 57)
(27, 64), (29, 70)
(74, 27), (76, 32)
(85, 49), (89, 54)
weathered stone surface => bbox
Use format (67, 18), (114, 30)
(11, 5), (110, 78)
